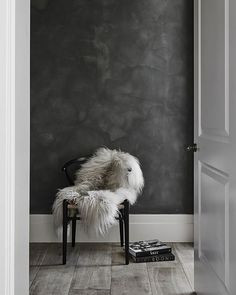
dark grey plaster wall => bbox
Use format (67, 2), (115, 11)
(30, 0), (194, 214)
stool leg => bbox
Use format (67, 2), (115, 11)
(124, 200), (129, 265)
(119, 209), (124, 247)
(63, 200), (68, 265)
(72, 218), (76, 247)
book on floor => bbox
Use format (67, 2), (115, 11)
(131, 252), (175, 263)
(129, 239), (172, 258)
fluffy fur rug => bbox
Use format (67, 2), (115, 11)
(52, 148), (144, 237)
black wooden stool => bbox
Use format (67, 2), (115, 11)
(61, 157), (130, 265)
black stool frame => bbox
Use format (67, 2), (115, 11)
(61, 157), (130, 265)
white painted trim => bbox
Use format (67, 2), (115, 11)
(30, 214), (193, 243)
(194, 1), (200, 290)
(0, 0), (30, 294)
(0, 1), (15, 294)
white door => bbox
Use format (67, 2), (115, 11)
(194, 0), (236, 294)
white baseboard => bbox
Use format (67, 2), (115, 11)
(30, 214), (193, 243)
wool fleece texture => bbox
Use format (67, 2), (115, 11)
(52, 148), (144, 237)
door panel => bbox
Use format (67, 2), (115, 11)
(201, 0), (229, 138)
(194, 0), (233, 294)
(200, 163), (229, 288)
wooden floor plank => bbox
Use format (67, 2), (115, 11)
(70, 244), (112, 291)
(111, 243), (126, 265)
(111, 263), (152, 295)
(147, 266), (194, 295)
(77, 244), (112, 266)
(173, 243), (194, 291)
(147, 243), (193, 295)
(30, 244), (79, 295)
(30, 265), (75, 295)
(30, 243), (49, 266)
(30, 267), (40, 288)
(71, 265), (111, 290)
(29, 243), (49, 287)
(69, 290), (110, 295)
(42, 243), (80, 266)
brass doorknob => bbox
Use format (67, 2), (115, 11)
(186, 143), (199, 152)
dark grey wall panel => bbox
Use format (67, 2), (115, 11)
(30, 0), (194, 214)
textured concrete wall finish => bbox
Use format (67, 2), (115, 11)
(31, 0), (194, 214)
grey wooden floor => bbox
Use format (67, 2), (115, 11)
(30, 243), (195, 295)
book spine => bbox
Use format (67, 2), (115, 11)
(132, 254), (175, 263)
(134, 248), (172, 258)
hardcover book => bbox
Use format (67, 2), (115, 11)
(129, 239), (172, 258)
(131, 253), (175, 263)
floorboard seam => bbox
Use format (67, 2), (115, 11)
(29, 244), (49, 290)
(145, 263), (154, 295)
(174, 244), (194, 292)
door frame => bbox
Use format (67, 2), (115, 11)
(0, 0), (199, 294)
(0, 0), (30, 294)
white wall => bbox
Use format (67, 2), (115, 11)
(0, 0), (30, 294)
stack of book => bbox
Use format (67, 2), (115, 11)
(129, 239), (175, 263)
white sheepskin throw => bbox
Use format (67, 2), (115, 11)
(52, 147), (144, 237)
